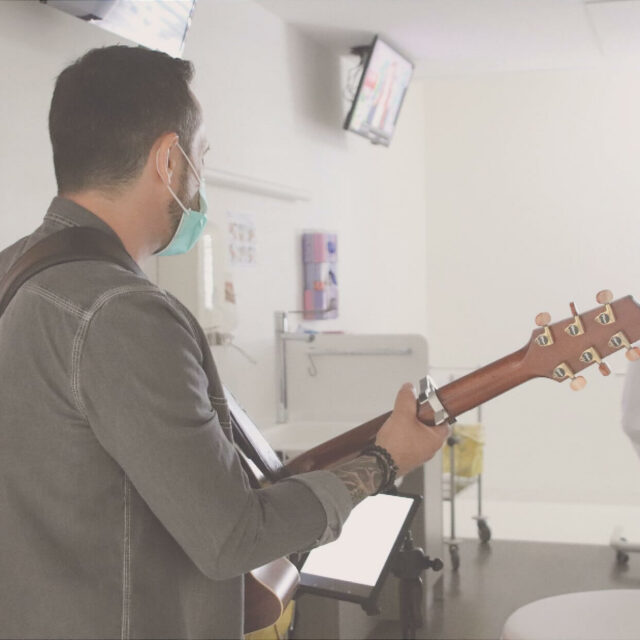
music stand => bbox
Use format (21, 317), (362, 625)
(297, 492), (409, 601)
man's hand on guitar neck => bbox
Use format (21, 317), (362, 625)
(376, 382), (449, 477)
(330, 384), (449, 507)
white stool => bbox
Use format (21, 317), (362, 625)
(501, 590), (640, 640)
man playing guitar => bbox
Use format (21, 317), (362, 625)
(0, 46), (448, 640)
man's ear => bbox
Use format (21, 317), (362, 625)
(154, 133), (180, 185)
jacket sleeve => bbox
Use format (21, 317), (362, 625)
(75, 288), (353, 580)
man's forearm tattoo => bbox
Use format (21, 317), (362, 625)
(330, 455), (386, 507)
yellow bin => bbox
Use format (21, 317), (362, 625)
(442, 423), (484, 479)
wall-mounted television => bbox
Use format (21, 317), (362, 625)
(42, 0), (197, 58)
(343, 35), (414, 146)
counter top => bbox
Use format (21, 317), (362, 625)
(262, 420), (356, 454)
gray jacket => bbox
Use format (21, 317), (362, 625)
(0, 197), (352, 640)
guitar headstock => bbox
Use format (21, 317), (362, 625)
(523, 290), (640, 389)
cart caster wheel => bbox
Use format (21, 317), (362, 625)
(449, 544), (460, 571)
(478, 519), (491, 543)
(616, 550), (630, 566)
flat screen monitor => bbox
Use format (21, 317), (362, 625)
(343, 35), (414, 146)
(43, 0), (197, 58)
(299, 492), (420, 606)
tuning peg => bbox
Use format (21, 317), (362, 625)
(610, 332), (640, 361)
(534, 312), (554, 347)
(626, 347), (640, 362)
(535, 312), (551, 327)
(565, 302), (584, 337)
(570, 376), (587, 391)
(596, 289), (613, 304)
(595, 290), (616, 325)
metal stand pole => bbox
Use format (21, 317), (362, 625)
(449, 437), (456, 540)
(446, 431), (461, 570)
(390, 532), (443, 639)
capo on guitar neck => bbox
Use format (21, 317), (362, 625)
(417, 375), (454, 425)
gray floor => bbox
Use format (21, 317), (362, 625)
(370, 537), (640, 640)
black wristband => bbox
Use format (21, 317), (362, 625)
(361, 444), (399, 493)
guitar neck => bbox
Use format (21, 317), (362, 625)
(429, 346), (531, 422)
(280, 346), (532, 477)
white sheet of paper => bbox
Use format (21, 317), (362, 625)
(301, 493), (414, 587)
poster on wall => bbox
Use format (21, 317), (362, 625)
(302, 232), (338, 320)
(227, 211), (257, 268)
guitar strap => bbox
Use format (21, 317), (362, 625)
(0, 226), (144, 318)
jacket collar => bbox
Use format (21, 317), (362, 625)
(45, 196), (121, 240)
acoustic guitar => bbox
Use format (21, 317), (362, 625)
(237, 290), (640, 633)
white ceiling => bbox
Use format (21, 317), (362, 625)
(255, 0), (640, 76)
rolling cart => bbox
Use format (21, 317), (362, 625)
(442, 405), (491, 571)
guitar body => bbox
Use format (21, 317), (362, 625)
(244, 558), (300, 633)
(225, 391), (303, 634)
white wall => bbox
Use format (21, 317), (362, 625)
(423, 67), (640, 505)
(0, 1), (430, 429)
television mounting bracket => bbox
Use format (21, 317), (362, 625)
(350, 45), (372, 65)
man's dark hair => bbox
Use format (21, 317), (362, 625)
(49, 45), (199, 193)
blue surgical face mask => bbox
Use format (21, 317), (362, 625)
(156, 142), (208, 257)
